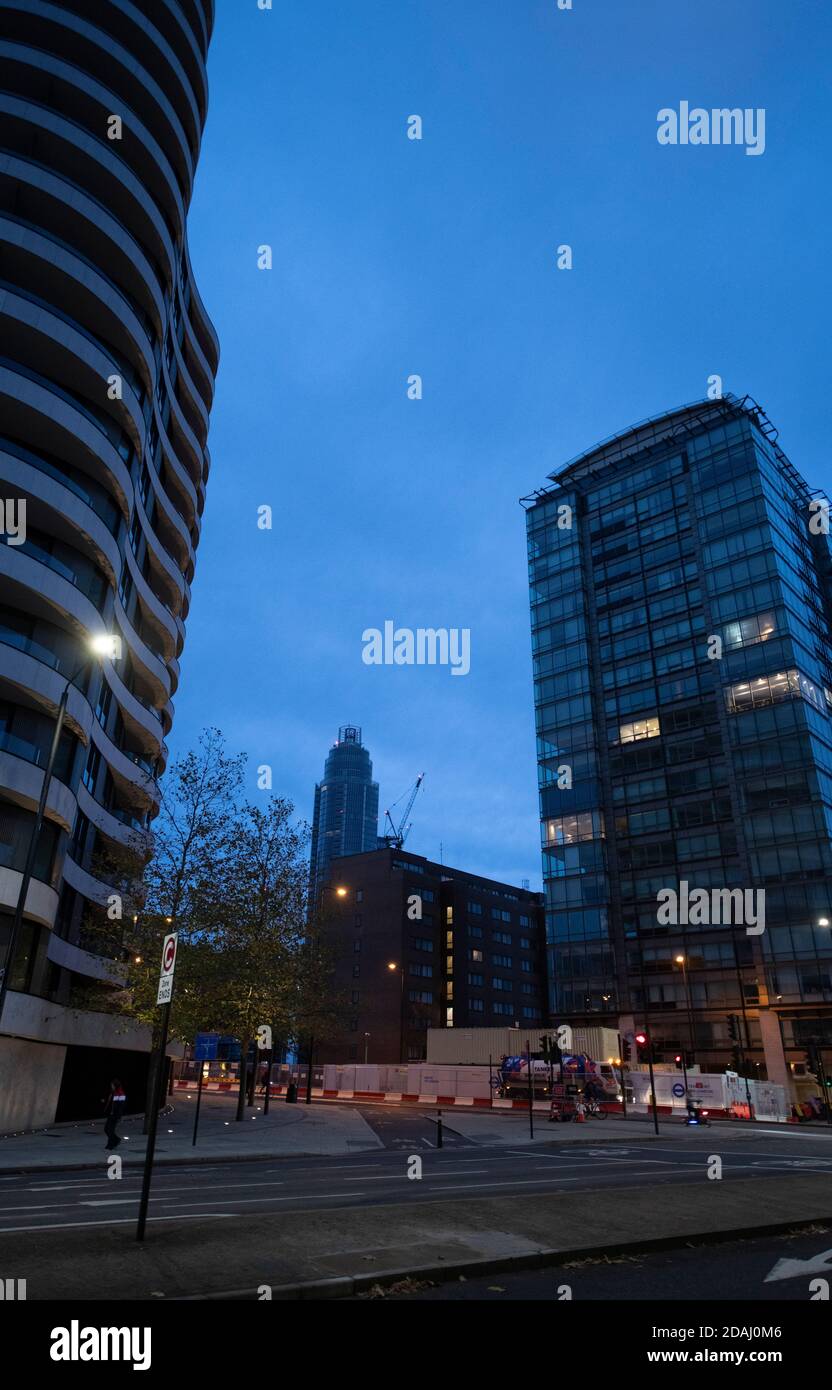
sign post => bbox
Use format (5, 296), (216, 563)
(136, 930), (177, 1241)
(191, 1033), (217, 1147)
(192, 1063), (205, 1146)
(617, 1031), (628, 1118)
(256, 1024), (273, 1115)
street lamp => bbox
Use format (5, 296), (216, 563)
(0, 632), (119, 1025)
(674, 953), (696, 1067)
(388, 961), (405, 1064)
(363, 1031), (370, 1064)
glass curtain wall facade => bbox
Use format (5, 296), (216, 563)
(524, 395), (832, 1077)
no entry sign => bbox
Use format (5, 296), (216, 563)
(157, 931), (178, 1004)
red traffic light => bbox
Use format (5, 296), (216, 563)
(635, 1032), (648, 1045)
(674, 1054), (682, 1063)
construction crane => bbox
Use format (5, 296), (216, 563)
(382, 773), (424, 849)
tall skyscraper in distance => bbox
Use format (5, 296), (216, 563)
(0, 0), (218, 1128)
(524, 395), (832, 1093)
(310, 725), (380, 900)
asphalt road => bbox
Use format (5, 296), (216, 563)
(354, 1102), (475, 1149)
(377, 1226), (832, 1301)
(1, 1127), (831, 1234)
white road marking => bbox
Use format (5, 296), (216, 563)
(766, 1248), (832, 1282)
(748, 1130), (832, 1141)
(343, 1170), (490, 1182)
(419, 1173), (668, 1194)
(0, 1214), (234, 1233)
(276, 1164), (385, 1172)
(0, 1204), (54, 1213)
(509, 1152), (676, 1167)
(80, 1199), (136, 1207)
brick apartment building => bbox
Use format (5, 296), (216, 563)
(317, 848), (546, 1063)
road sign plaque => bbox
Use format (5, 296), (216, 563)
(157, 931), (177, 1004)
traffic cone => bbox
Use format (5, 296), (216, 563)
(575, 1103), (586, 1123)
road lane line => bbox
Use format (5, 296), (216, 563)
(343, 1170), (490, 1182)
(0, 1214), (234, 1233)
(0, 1204), (55, 1213)
(277, 1164), (385, 1172)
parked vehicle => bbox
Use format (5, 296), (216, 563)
(498, 1052), (620, 1104)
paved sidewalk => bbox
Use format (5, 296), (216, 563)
(430, 1107), (775, 1145)
(0, 1090), (382, 1172)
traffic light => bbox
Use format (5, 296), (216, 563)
(727, 1014), (740, 1042)
(674, 1053), (683, 1071)
(635, 1030), (649, 1062)
(622, 1037), (632, 1064)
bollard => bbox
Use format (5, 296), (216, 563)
(436, 1109), (443, 1148)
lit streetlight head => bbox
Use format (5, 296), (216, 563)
(819, 918), (830, 927)
(675, 954), (685, 964)
(89, 633), (121, 660)
(387, 961), (397, 971)
(335, 887), (347, 897)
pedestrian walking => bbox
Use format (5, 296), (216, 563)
(102, 1078), (126, 1150)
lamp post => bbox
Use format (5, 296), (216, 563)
(0, 634), (118, 1027)
(674, 954), (696, 1071)
(728, 933), (756, 1120)
(387, 960), (404, 1064)
(363, 1032), (370, 1064)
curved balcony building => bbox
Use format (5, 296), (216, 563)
(0, 0), (218, 1127)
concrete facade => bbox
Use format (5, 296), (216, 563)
(0, 1034), (66, 1131)
(0, 0), (218, 1126)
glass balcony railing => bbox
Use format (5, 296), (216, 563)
(0, 355), (135, 469)
(14, 535), (108, 610)
(0, 628), (63, 673)
(0, 212), (158, 345)
(0, 433), (122, 537)
(0, 278), (149, 419)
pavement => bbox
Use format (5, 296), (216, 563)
(0, 1089), (383, 1172)
(1, 1118), (832, 1299)
(1, 1088), (793, 1172)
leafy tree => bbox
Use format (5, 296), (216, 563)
(79, 729), (245, 1123)
(206, 796), (314, 1118)
(77, 733), (346, 1123)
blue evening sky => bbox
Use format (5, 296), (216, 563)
(175, 0), (832, 888)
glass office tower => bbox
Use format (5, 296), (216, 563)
(524, 395), (832, 1085)
(309, 726), (380, 900)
